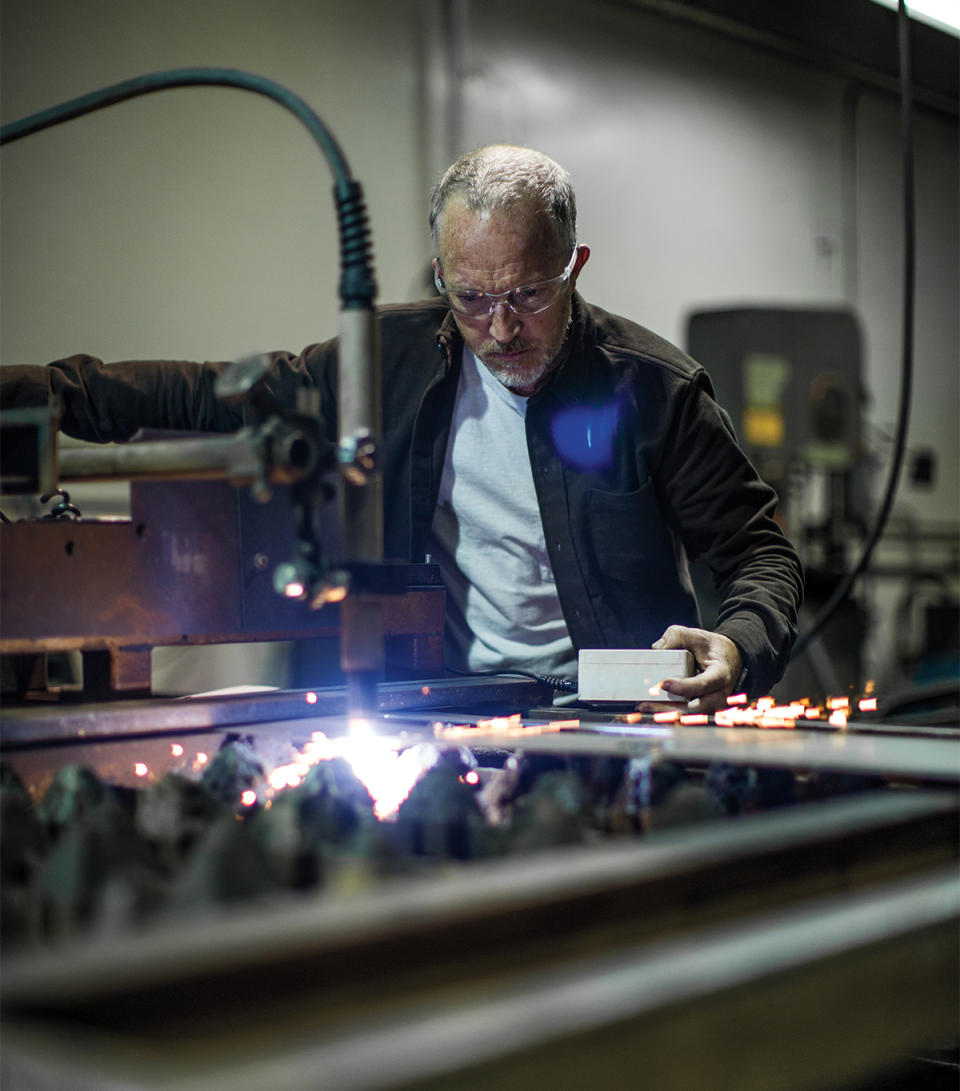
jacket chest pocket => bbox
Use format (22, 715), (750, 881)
(586, 480), (676, 585)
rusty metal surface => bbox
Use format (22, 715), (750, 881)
(0, 520), (443, 650)
(0, 480), (445, 662)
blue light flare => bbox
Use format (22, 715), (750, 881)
(550, 403), (619, 470)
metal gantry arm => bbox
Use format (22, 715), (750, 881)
(1, 68), (386, 715)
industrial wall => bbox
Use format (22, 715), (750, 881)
(2, 0), (957, 690)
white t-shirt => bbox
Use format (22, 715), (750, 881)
(427, 346), (576, 680)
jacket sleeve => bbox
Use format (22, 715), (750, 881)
(655, 370), (804, 696)
(1, 349), (336, 443)
(1, 357), (241, 442)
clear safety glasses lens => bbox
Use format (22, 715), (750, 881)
(436, 247), (578, 318)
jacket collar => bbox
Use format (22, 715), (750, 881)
(434, 308), (461, 369)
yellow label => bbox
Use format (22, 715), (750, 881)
(744, 405), (784, 447)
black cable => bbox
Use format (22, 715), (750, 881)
(792, 0), (915, 659)
(444, 666), (578, 692)
(39, 489), (82, 520)
(0, 67), (350, 180)
(0, 68), (375, 307)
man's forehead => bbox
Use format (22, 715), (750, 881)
(437, 199), (561, 269)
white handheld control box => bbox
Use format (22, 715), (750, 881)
(578, 648), (695, 702)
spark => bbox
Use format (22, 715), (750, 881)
(778, 703), (807, 718)
(240, 789), (257, 807)
(133, 762), (149, 777)
(305, 691), (318, 705)
(621, 688), (879, 733)
(170, 744), (184, 757)
(341, 737), (439, 820)
(713, 701), (802, 729)
(255, 724), (440, 821)
(268, 764), (304, 791)
(757, 708), (799, 729)
(476, 714), (523, 732)
(304, 732), (335, 761)
(432, 715), (566, 740)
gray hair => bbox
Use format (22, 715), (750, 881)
(429, 144), (577, 255)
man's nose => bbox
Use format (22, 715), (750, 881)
(489, 300), (522, 342)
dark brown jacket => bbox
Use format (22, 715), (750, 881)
(2, 295), (803, 694)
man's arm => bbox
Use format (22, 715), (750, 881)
(1, 357), (241, 442)
(1, 348), (335, 442)
(653, 371), (804, 704)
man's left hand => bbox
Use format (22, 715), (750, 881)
(652, 625), (743, 714)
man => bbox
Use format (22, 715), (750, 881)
(1, 145), (803, 710)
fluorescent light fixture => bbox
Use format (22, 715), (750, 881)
(869, 0), (960, 36)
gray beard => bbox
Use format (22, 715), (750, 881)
(478, 312), (573, 397)
(484, 354), (559, 396)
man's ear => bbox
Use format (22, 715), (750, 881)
(571, 244), (590, 286)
